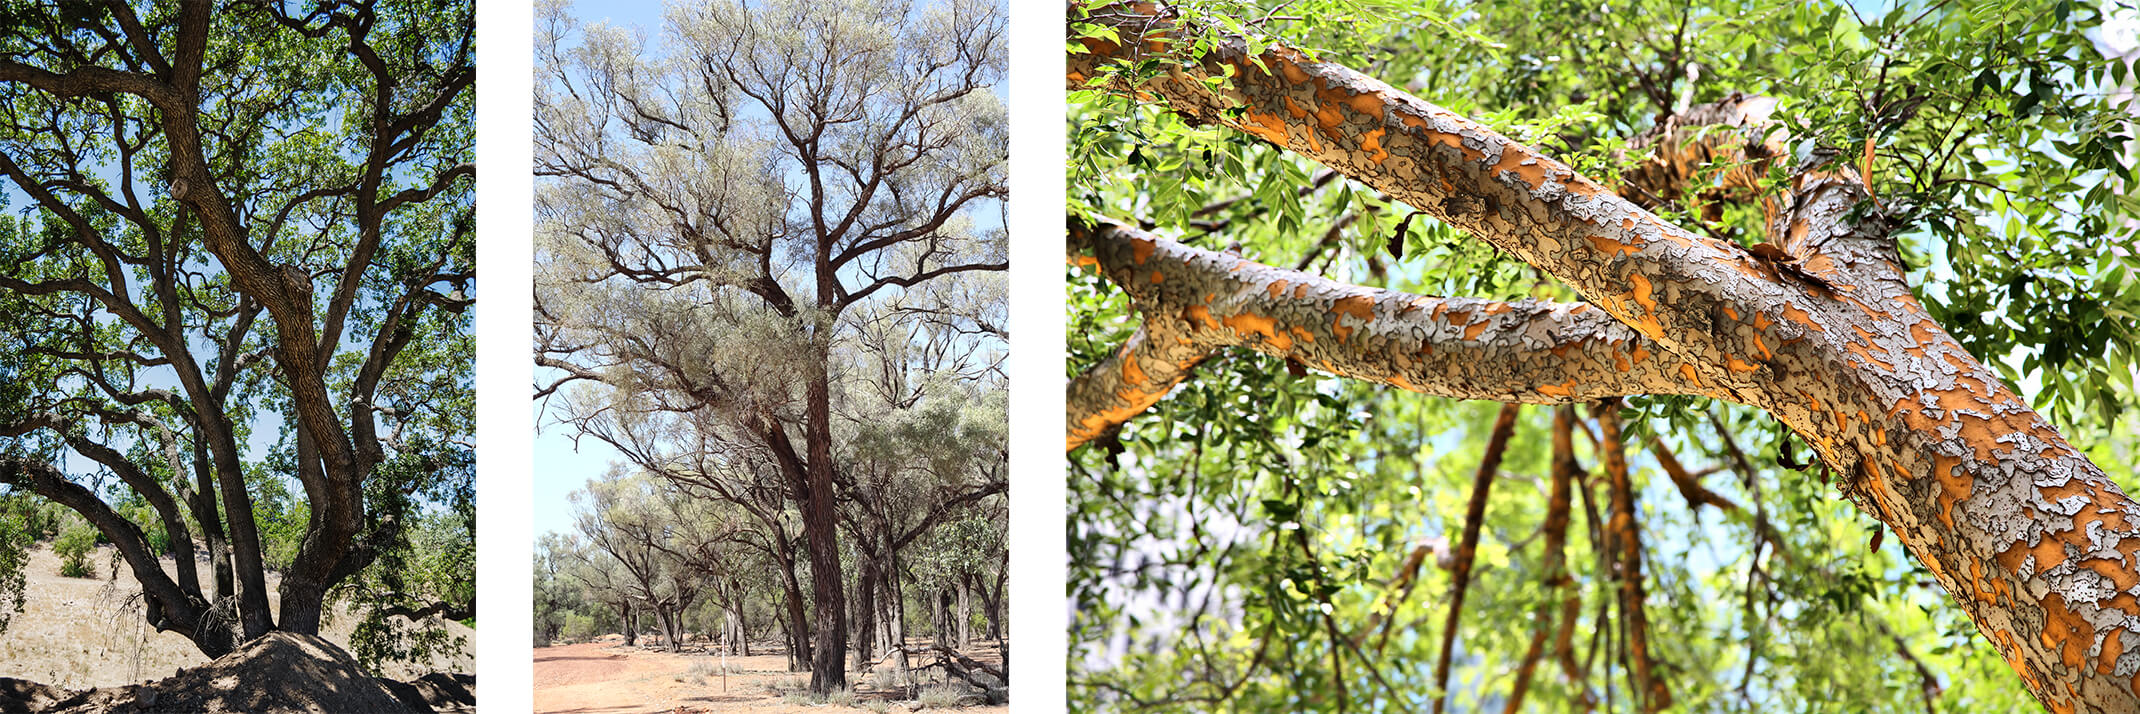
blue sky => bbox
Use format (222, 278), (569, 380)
(529, 1), (676, 542)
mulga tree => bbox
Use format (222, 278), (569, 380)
(534, 0), (1006, 692)
(0, 0), (473, 659)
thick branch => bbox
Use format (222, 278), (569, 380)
(1072, 8), (2140, 710)
(1065, 219), (1710, 450)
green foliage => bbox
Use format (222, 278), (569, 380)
(53, 521), (95, 579)
(0, 495), (61, 541)
(0, 510), (28, 633)
(1068, 0), (2139, 710)
(0, 0), (475, 661)
(340, 507), (475, 675)
(561, 612), (601, 644)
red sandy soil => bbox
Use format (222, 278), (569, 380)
(533, 639), (1009, 714)
(0, 543), (474, 690)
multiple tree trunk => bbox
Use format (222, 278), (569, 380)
(0, 2), (474, 657)
(534, 0), (1007, 694)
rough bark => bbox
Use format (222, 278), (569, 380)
(1070, 5), (2140, 710)
(1067, 221), (1708, 450)
(855, 558), (879, 671)
(803, 344), (848, 691)
(0, 1), (473, 654)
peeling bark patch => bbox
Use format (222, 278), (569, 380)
(1069, 9), (2140, 708)
(1068, 221), (1713, 419)
(1332, 295), (1375, 343)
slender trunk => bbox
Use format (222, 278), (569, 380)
(1597, 403), (1669, 712)
(188, 436), (232, 602)
(776, 598), (800, 671)
(802, 342), (848, 693)
(854, 558), (877, 670)
(981, 563), (1006, 642)
(202, 406), (272, 640)
(886, 537), (912, 694)
(776, 547), (812, 672)
(956, 571), (972, 650)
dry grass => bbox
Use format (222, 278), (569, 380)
(0, 542), (475, 688)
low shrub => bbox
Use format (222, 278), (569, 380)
(54, 523), (95, 578)
(917, 684), (966, 709)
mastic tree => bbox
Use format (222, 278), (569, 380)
(0, 0), (474, 663)
(1067, 0), (2140, 711)
(535, 0), (1006, 693)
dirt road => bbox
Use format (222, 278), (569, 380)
(533, 640), (1009, 714)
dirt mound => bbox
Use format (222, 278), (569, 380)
(0, 679), (70, 714)
(32, 632), (413, 713)
(376, 672), (476, 713)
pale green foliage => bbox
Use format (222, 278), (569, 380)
(536, 0), (1008, 694)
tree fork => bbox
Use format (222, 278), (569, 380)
(1071, 5), (2140, 709)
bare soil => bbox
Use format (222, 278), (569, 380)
(0, 543), (475, 689)
(533, 638), (1010, 714)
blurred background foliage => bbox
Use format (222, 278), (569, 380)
(1068, 0), (2140, 710)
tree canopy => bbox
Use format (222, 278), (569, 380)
(0, 0), (475, 673)
(535, 0), (1008, 695)
(1067, 0), (2139, 711)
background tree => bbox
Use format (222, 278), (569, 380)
(1068, 0), (2139, 711)
(534, 0), (1006, 693)
(0, 0), (474, 668)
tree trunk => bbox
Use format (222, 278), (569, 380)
(956, 571), (972, 651)
(885, 540), (913, 695)
(854, 558), (878, 671)
(1069, 7), (2140, 711)
(774, 544), (812, 672)
(980, 562), (1007, 642)
(802, 343), (848, 693)
(776, 600), (799, 670)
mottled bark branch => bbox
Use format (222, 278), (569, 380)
(1069, 6), (1818, 401)
(1071, 6), (2140, 710)
(1066, 219), (1712, 450)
